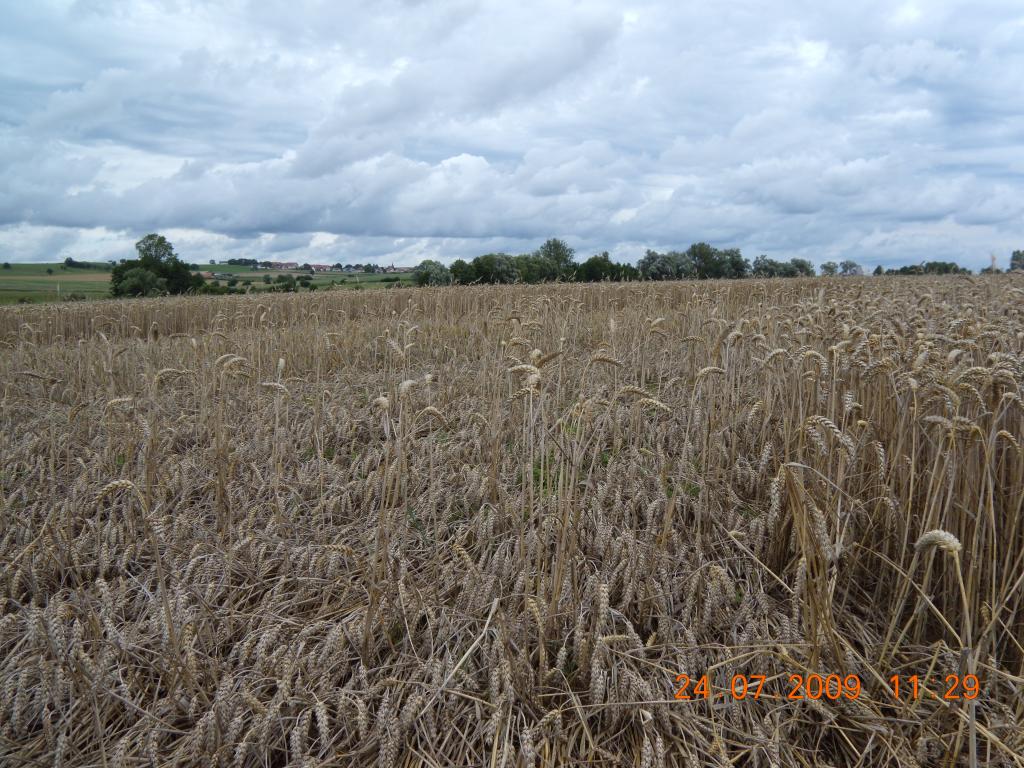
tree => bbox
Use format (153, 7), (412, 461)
(578, 252), (617, 282)
(719, 248), (750, 279)
(512, 253), (549, 283)
(111, 234), (203, 297)
(470, 253), (518, 284)
(134, 234), (175, 264)
(673, 242), (750, 280)
(688, 242), (721, 279)
(820, 261), (838, 276)
(576, 252), (639, 282)
(1011, 250), (1024, 271)
(638, 250), (670, 280)
(897, 264), (922, 275)
(883, 261), (972, 276)
(536, 238), (576, 280)
(839, 260), (863, 276)
(753, 255), (780, 277)
(413, 260), (452, 286)
(619, 263), (641, 281)
(873, 265), (884, 276)
(751, 256), (812, 278)
(752, 255), (789, 278)
(920, 261), (970, 275)
(638, 250), (691, 280)
(1, 263), (10, 269)
(790, 258), (815, 277)
(450, 259), (475, 285)
(46, 268), (54, 275)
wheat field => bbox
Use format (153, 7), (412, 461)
(1, 276), (1022, 767)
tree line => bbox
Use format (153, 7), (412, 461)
(414, 240), (821, 286)
(417, 240), (853, 286)
(412, 240), (1019, 286)
(872, 261), (971, 276)
(102, 233), (1021, 298)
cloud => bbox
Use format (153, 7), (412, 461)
(0, 0), (1022, 270)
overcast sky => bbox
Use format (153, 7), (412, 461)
(1, 1), (1023, 269)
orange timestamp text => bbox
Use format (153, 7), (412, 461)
(673, 673), (981, 701)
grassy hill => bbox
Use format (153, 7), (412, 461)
(0, 262), (114, 304)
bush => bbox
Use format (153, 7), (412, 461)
(113, 267), (168, 297)
(269, 274), (298, 292)
(61, 292), (88, 302)
(198, 283), (230, 295)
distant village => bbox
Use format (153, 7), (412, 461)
(260, 262), (415, 273)
(198, 259), (415, 280)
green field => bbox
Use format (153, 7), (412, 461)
(0, 262), (114, 304)
(0, 262), (414, 304)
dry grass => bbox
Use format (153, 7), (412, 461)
(1, 275), (1022, 767)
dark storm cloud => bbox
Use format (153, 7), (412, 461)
(1, 0), (1022, 268)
